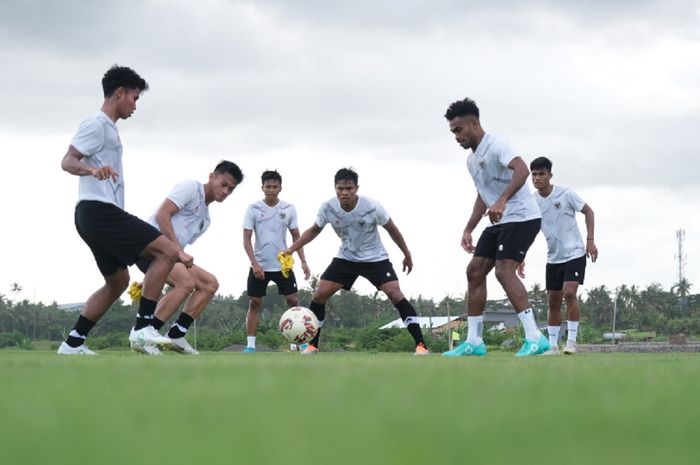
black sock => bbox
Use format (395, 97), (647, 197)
(66, 315), (96, 348)
(134, 297), (157, 330)
(395, 298), (425, 346)
(308, 301), (325, 348)
(167, 313), (194, 339)
(152, 317), (165, 331)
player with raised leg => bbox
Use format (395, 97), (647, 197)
(134, 161), (244, 355)
(58, 65), (179, 355)
(442, 97), (548, 357)
(282, 168), (429, 356)
(527, 156), (598, 355)
(242, 170), (310, 353)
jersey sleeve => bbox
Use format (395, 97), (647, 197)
(493, 136), (519, 168)
(243, 204), (256, 230)
(288, 205), (299, 230)
(167, 180), (199, 210)
(70, 118), (104, 157)
(315, 203), (329, 228)
(566, 189), (586, 212)
(374, 201), (390, 226)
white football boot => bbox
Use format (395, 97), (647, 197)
(57, 342), (96, 355)
(169, 337), (199, 355)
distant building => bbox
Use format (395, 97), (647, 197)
(58, 302), (84, 312)
(379, 307), (521, 333)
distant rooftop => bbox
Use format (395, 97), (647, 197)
(57, 302), (84, 311)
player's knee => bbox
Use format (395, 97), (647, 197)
(494, 265), (514, 285)
(179, 278), (196, 295)
(563, 290), (578, 304)
(109, 273), (130, 294)
(249, 297), (262, 311)
(208, 276), (220, 294)
(383, 287), (404, 303)
(285, 295), (299, 307)
(197, 275), (218, 295)
(466, 264), (483, 284)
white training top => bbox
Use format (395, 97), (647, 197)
(148, 180), (210, 248)
(243, 200), (298, 271)
(467, 133), (541, 224)
(316, 196), (390, 262)
(534, 185), (586, 264)
(70, 111), (125, 209)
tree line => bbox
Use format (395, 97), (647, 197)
(1, 278), (697, 351)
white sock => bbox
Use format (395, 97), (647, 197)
(466, 315), (483, 345)
(548, 325), (560, 347)
(247, 336), (256, 349)
(567, 321), (579, 343)
(518, 308), (541, 342)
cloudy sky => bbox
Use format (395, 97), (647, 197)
(1, 0), (699, 308)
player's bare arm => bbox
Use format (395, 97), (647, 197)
(488, 156), (529, 223)
(581, 203), (598, 262)
(242, 228), (265, 279)
(284, 223), (323, 255)
(462, 194), (487, 253)
(61, 145), (119, 181)
(155, 198), (193, 268)
(290, 228), (311, 280)
(382, 218), (413, 274)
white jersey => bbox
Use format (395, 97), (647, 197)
(534, 185), (586, 264)
(316, 196), (390, 262)
(243, 200), (298, 272)
(70, 111), (125, 209)
(467, 133), (541, 225)
(148, 180), (210, 248)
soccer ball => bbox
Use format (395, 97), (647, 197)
(279, 306), (319, 343)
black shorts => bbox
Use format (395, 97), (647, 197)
(474, 218), (541, 263)
(320, 258), (398, 291)
(75, 201), (161, 277)
(546, 255), (587, 291)
(247, 269), (298, 297)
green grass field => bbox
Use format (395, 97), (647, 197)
(1, 350), (699, 465)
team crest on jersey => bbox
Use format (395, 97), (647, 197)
(554, 201), (561, 209)
(279, 212), (286, 219)
(478, 159), (485, 168)
(358, 219), (366, 226)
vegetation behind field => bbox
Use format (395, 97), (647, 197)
(1, 279), (699, 351)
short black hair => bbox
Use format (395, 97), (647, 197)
(102, 65), (148, 98)
(334, 167), (358, 185)
(444, 97), (480, 120)
(214, 160), (244, 184)
(261, 170), (282, 185)
(530, 156), (553, 172)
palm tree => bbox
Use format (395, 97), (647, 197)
(671, 278), (692, 312)
(671, 278), (692, 298)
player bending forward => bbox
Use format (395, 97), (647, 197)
(132, 161), (244, 355)
(528, 156), (598, 355)
(59, 65), (179, 355)
(282, 168), (429, 355)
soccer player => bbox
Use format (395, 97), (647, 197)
(242, 170), (310, 353)
(58, 65), (181, 355)
(133, 161), (244, 355)
(528, 156), (598, 355)
(282, 168), (429, 356)
(442, 97), (549, 357)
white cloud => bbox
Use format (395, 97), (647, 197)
(1, 0), (699, 306)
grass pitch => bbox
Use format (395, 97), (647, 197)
(1, 350), (699, 465)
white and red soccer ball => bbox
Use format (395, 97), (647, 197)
(278, 306), (319, 343)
